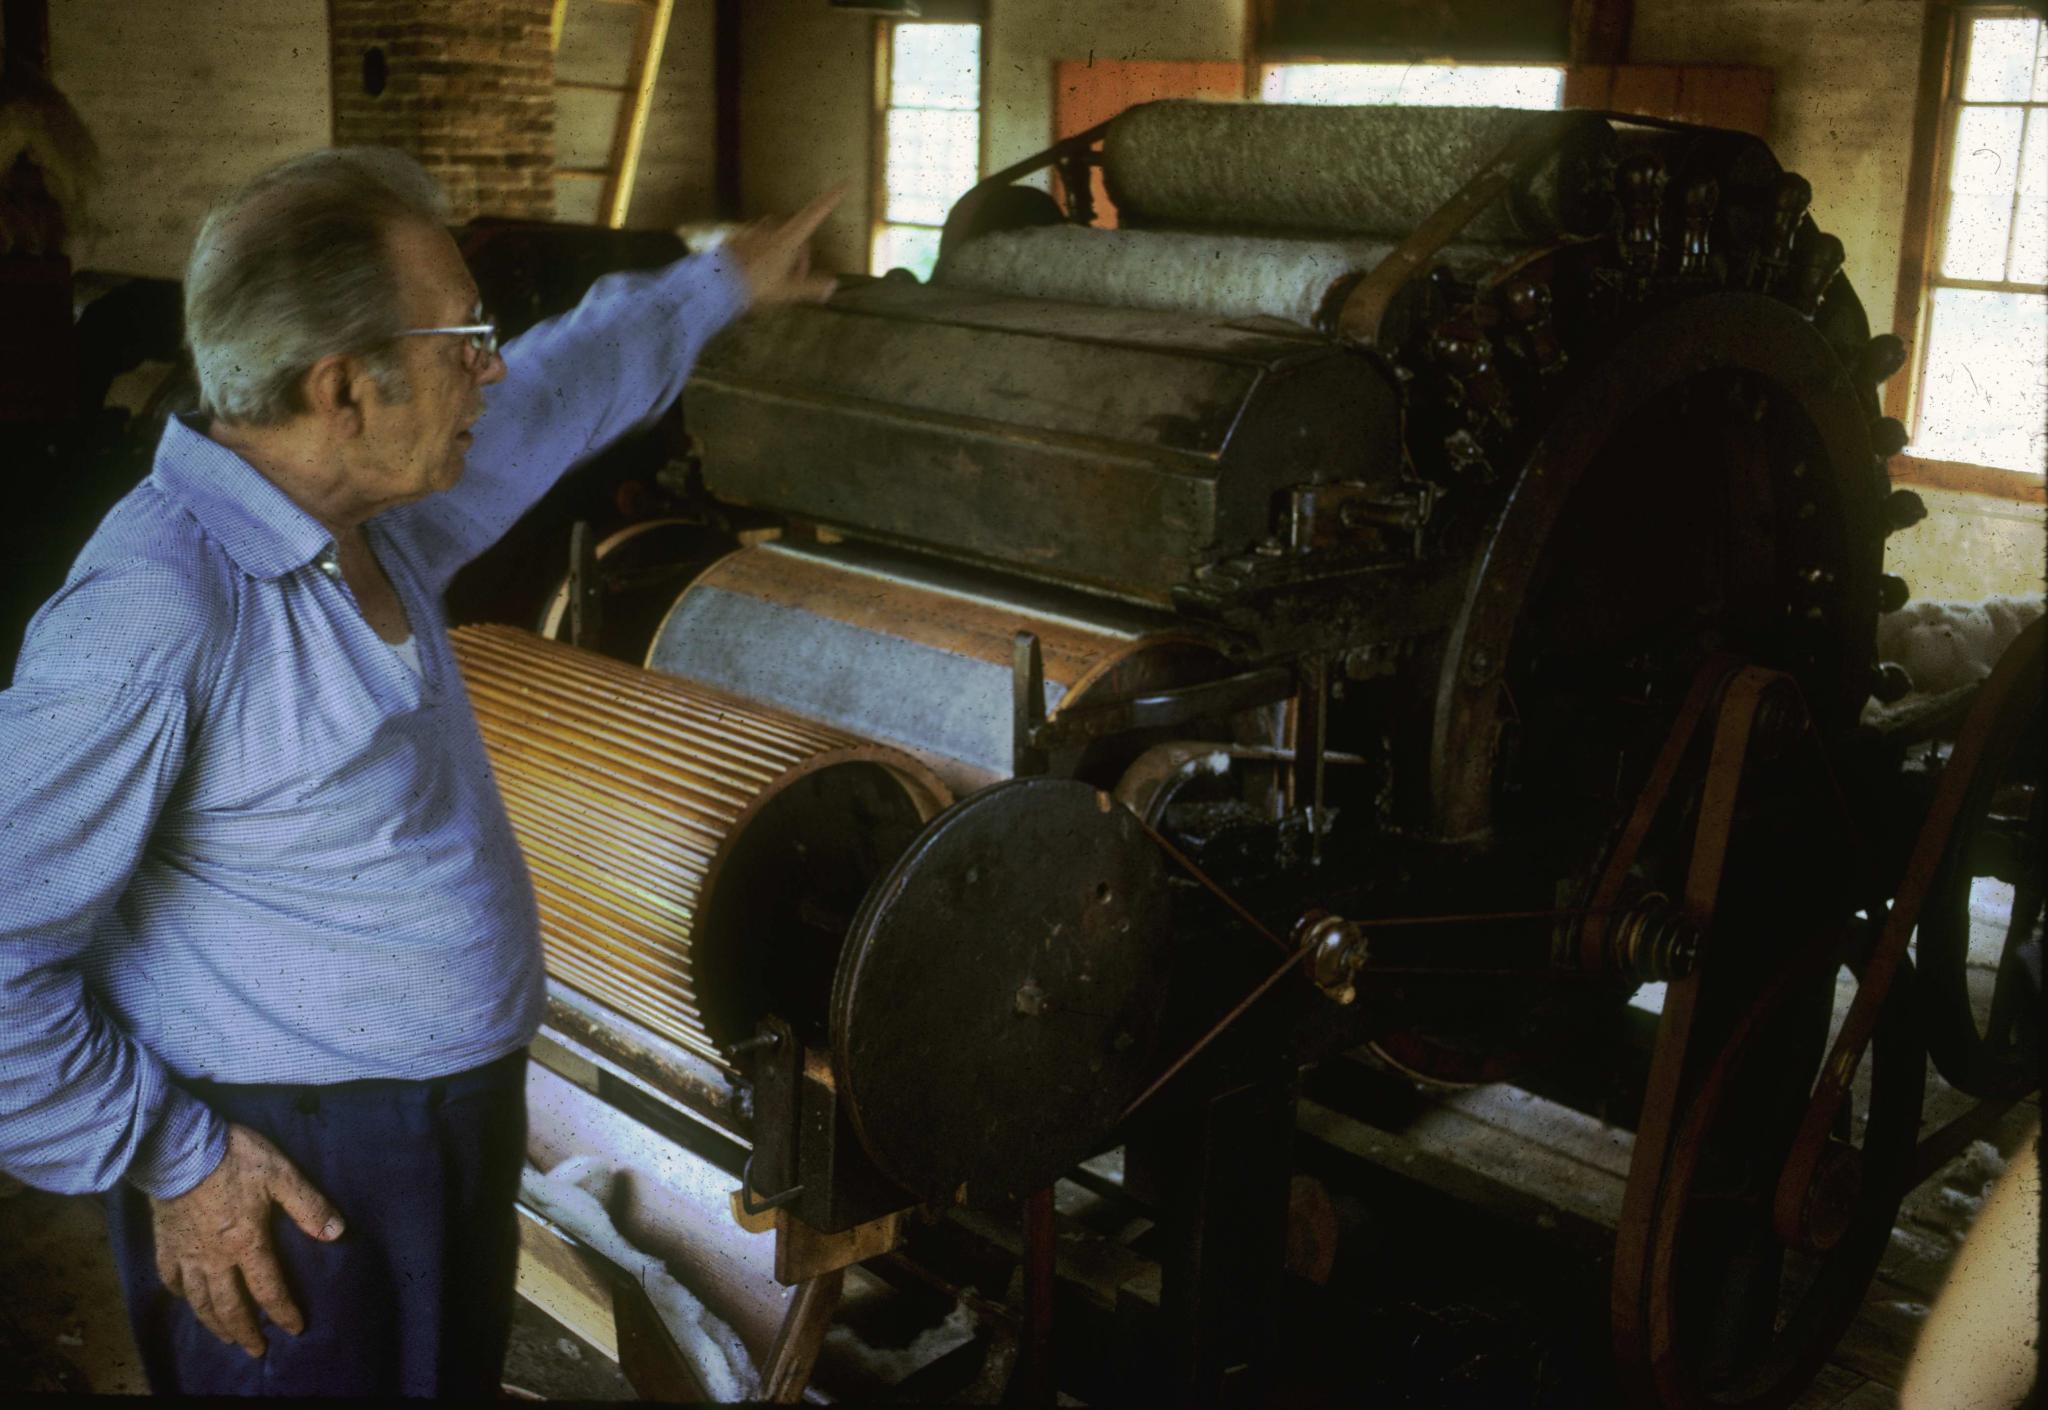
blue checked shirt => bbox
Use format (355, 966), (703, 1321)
(0, 250), (749, 1199)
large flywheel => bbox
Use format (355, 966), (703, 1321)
(1915, 617), (2045, 1099)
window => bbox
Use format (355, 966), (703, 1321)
(1259, 63), (1563, 109)
(1901, 9), (2048, 482)
(872, 21), (982, 281)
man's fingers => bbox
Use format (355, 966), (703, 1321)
(268, 1159), (344, 1243)
(183, 1268), (226, 1346)
(240, 1239), (306, 1339)
(780, 189), (842, 248)
(206, 1266), (267, 1358)
(157, 1251), (185, 1299)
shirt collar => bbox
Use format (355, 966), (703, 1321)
(151, 415), (338, 581)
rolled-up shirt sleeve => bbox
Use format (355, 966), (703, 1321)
(0, 563), (230, 1198)
(382, 247), (752, 584)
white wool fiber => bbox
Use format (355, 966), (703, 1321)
(1102, 102), (1602, 241)
(1876, 594), (2044, 696)
(822, 1295), (979, 1385)
(938, 226), (1392, 325)
(520, 1158), (759, 1402)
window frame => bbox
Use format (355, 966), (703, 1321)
(1888, 3), (2048, 503)
(869, 15), (987, 279)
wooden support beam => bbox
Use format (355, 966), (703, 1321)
(602, 0), (675, 227)
(1886, 2), (1963, 425)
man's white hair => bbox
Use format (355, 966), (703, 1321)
(184, 147), (451, 426)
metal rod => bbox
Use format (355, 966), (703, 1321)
(1135, 817), (1293, 954)
(1911, 1095), (2023, 1187)
(1119, 946), (1311, 1123)
(1138, 809), (1621, 944)
(1018, 1187), (1056, 1407)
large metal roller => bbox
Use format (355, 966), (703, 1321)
(451, 625), (950, 1067)
(1101, 101), (1617, 241)
(645, 539), (1233, 791)
(936, 225), (1521, 327)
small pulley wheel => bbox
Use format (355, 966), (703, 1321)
(831, 778), (1172, 1204)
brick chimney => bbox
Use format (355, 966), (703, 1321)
(329, 0), (555, 221)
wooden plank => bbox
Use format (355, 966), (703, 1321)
(1673, 65), (1772, 137)
(1829, 1382), (1902, 1410)
(1562, 64), (1616, 112)
(515, 1203), (620, 1361)
(604, 0), (676, 227)
(1886, 3), (1963, 424)
(1567, 63), (1773, 137)
(1608, 64), (1683, 121)
(1050, 58), (1245, 228)
(1791, 1361), (1880, 1410)
(1890, 453), (2047, 505)
(1826, 1270), (1931, 1387)
(1439, 1082), (1636, 1182)
(1297, 1097), (1625, 1256)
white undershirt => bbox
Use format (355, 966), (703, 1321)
(390, 635), (423, 677)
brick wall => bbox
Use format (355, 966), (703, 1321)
(330, 0), (556, 221)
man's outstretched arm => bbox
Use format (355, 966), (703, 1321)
(386, 192), (841, 581)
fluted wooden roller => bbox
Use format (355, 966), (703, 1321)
(452, 625), (950, 1073)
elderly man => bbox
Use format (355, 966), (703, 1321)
(0, 147), (834, 1395)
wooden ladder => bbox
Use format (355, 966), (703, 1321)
(549, 0), (676, 227)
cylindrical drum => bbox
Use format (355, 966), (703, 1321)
(452, 625), (950, 1068)
(1101, 102), (1616, 241)
(936, 226), (1525, 327)
(645, 540), (1232, 793)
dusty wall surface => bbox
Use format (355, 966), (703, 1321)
(731, 0), (1248, 271)
(982, 0), (1246, 173)
(1629, 0), (1926, 338)
(48, 0), (330, 279)
(735, 0), (872, 274)
(1885, 487), (2047, 603)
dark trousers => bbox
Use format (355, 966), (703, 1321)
(106, 1049), (529, 1398)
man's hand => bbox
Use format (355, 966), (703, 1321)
(149, 1123), (345, 1358)
(724, 190), (843, 307)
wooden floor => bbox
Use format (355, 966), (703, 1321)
(1298, 1055), (2036, 1408)
(1285, 889), (2038, 1409)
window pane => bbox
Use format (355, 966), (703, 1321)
(1259, 63), (1563, 110)
(872, 224), (943, 281)
(1963, 16), (2041, 102)
(885, 107), (979, 225)
(890, 22), (980, 110)
(1942, 105), (2025, 279)
(1916, 288), (2048, 473)
(2013, 108), (2048, 284)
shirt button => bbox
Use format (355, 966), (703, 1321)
(316, 549), (341, 577)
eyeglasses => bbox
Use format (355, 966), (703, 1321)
(392, 311), (499, 367)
